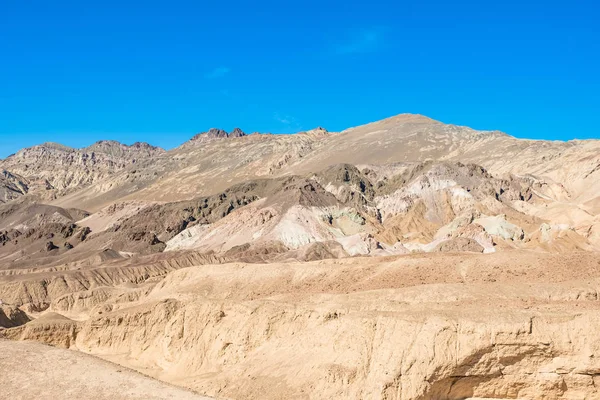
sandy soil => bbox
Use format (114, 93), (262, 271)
(0, 340), (212, 400)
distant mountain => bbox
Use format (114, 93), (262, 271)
(0, 140), (165, 201)
(1, 113), (599, 256)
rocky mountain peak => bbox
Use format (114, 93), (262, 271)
(19, 142), (74, 155)
(229, 127), (246, 138)
(392, 113), (439, 123)
(188, 128), (228, 143)
(206, 128), (229, 139)
(130, 141), (162, 150)
(303, 127), (330, 137)
(184, 127), (249, 147)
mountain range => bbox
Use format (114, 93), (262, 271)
(1, 113), (600, 400)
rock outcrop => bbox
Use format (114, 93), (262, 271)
(0, 170), (30, 203)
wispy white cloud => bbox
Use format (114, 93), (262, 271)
(274, 112), (302, 132)
(274, 114), (292, 125)
(335, 27), (387, 55)
(204, 66), (231, 79)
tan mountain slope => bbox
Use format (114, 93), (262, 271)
(163, 161), (597, 255)
(0, 199), (93, 268)
(34, 114), (598, 219)
(50, 130), (327, 211)
(0, 340), (211, 400)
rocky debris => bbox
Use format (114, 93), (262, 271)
(0, 229), (21, 246)
(434, 237), (484, 253)
(45, 241), (58, 251)
(60, 223), (75, 238)
(75, 226), (92, 241)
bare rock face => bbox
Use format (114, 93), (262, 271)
(45, 241), (58, 252)
(0, 304), (30, 328)
(0, 170), (29, 203)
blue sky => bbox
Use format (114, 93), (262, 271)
(1, 0), (599, 157)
